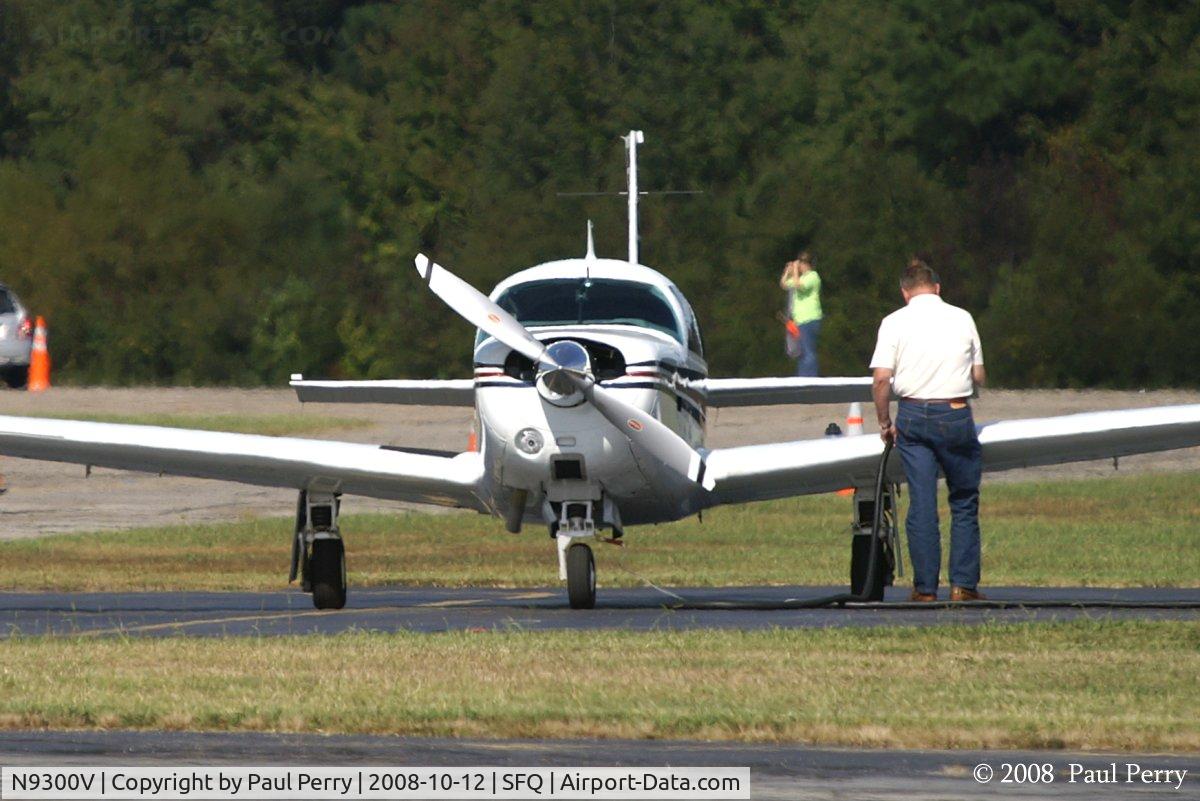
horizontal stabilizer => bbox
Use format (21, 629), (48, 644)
(290, 377), (475, 406)
(700, 376), (875, 407)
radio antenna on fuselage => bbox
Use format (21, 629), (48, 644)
(557, 129), (702, 267)
(585, 219), (595, 280)
(623, 130), (643, 265)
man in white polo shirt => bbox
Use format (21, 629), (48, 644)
(870, 258), (987, 602)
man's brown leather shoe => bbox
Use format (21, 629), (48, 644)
(950, 586), (986, 602)
(909, 590), (936, 602)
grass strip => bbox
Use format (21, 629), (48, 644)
(0, 472), (1196, 591)
(0, 621), (1194, 751)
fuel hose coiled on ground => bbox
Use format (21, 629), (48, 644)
(703, 439), (898, 609)
(614, 441), (897, 609)
(617, 440), (1200, 611)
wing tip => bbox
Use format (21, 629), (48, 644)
(414, 253), (430, 277)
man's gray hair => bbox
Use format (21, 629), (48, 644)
(901, 257), (939, 290)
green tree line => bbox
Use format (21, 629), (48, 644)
(0, 0), (1196, 386)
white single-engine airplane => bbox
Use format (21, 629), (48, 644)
(2, 132), (1200, 609)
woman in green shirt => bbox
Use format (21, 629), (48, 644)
(780, 251), (823, 376)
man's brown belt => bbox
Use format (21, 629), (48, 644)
(901, 397), (970, 406)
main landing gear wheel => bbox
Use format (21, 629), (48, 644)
(310, 538), (347, 610)
(850, 531), (890, 602)
(566, 542), (596, 609)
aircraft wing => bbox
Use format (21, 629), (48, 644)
(290, 376), (475, 406)
(700, 377), (874, 407)
(0, 415), (487, 510)
(704, 405), (1200, 506)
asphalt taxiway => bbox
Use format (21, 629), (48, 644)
(1, 586), (1196, 637)
(0, 730), (1196, 799)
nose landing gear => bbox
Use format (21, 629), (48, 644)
(565, 543), (596, 609)
(551, 499), (600, 609)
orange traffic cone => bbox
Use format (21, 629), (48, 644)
(846, 402), (864, 436)
(836, 404), (866, 495)
(27, 316), (50, 392)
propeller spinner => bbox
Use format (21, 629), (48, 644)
(538, 341), (591, 407)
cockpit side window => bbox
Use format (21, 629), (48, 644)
(687, 313), (704, 358)
(669, 286), (704, 358)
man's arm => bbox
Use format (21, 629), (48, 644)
(873, 367), (895, 443)
(969, 317), (985, 391)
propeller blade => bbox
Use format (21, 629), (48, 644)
(415, 253), (554, 366)
(413, 253), (711, 489)
(578, 377), (715, 491)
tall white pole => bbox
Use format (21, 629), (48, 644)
(624, 130), (644, 265)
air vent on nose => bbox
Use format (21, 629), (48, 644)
(552, 457), (585, 481)
(504, 350), (536, 381)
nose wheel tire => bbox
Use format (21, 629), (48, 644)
(566, 543), (596, 609)
(310, 538), (347, 610)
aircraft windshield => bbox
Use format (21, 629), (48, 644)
(495, 279), (682, 342)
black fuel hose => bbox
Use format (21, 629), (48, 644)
(640, 440), (896, 610)
(627, 440), (1200, 611)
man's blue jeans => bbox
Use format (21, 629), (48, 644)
(795, 319), (821, 377)
(895, 400), (982, 595)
